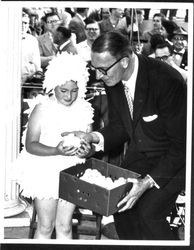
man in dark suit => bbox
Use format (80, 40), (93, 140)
(53, 26), (77, 55)
(69, 8), (88, 44)
(73, 31), (186, 240)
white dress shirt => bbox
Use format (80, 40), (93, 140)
(122, 54), (139, 100)
(94, 53), (139, 151)
(172, 48), (185, 67)
(22, 33), (41, 80)
(76, 40), (91, 62)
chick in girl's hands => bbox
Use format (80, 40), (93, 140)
(62, 134), (81, 148)
(61, 134), (91, 158)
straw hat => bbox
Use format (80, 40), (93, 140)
(173, 27), (188, 37)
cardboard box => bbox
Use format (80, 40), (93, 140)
(59, 158), (140, 216)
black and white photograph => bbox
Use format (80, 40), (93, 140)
(1, 1), (193, 249)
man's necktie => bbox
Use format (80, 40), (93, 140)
(124, 84), (133, 119)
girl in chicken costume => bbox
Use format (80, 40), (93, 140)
(17, 52), (93, 239)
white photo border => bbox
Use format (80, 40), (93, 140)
(1, 1), (193, 247)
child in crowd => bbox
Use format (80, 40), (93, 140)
(16, 52), (93, 239)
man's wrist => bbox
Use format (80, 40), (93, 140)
(144, 174), (160, 189)
(90, 132), (100, 143)
(142, 175), (154, 189)
(90, 132), (104, 152)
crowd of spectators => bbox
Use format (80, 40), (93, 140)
(21, 6), (188, 130)
(21, 7), (188, 86)
(21, 6), (188, 128)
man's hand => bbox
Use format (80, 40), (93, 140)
(76, 140), (95, 158)
(56, 141), (78, 156)
(61, 131), (99, 144)
(117, 176), (153, 212)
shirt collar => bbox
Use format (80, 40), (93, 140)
(173, 48), (185, 54)
(122, 54), (139, 100)
(48, 31), (53, 41)
(59, 40), (71, 51)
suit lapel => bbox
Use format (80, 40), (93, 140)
(105, 55), (149, 136)
(45, 32), (57, 54)
(75, 14), (85, 28)
(61, 44), (68, 52)
(108, 82), (133, 137)
(133, 55), (149, 128)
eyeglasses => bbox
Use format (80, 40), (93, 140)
(89, 57), (125, 75)
(86, 28), (99, 32)
(155, 55), (170, 61)
(153, 19), (161, 22)
(47, 19), (60, 24)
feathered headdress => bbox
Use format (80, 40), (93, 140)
(43, 52), (89, 99)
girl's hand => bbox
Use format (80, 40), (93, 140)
(56, 141), (78, 156)
(61, 131), (94, 143)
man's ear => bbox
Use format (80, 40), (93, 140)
(121, 57), (130, 69)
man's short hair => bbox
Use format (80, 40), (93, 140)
(150, 34), (165, 51)
(92, 31), (133, 59)
(84, 17), (99, 27)
(136, 9), (144, 15)
(44, 12), (60, 23)
(153, 13), (165, 20)
(109, 8), (116, 13)
(56, 26), (71, 39)
(155, 41), (174, 55)
(76, 8), (88, 14)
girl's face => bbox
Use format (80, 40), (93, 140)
(54, 81), (79, 106)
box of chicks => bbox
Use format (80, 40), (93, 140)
(59, 157), (140, 216)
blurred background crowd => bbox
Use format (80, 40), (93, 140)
(21, 6), (189, 167)
(21, 6), (188, 86)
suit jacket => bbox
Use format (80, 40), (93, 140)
(172, 48), (188, 70)
(100, 54), (186, 191)
(37, 32), (57, 68)
(69, 14), (86, 44)
(98, 18), (115, 34)
(181, 50), (188, 69)
(37, 32), (57, 57)
(58, 40), (78, 55)
(98, 18), (124, 34)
